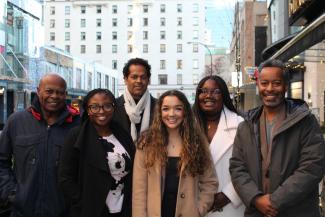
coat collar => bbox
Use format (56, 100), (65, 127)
(210, 106), (243, 165)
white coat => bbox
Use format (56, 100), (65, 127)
(205, 107), (245, 217)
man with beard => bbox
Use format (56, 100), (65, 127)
(230, 59), (325, 217)
(0, 74), (80, 217)
(113, 58), (156, 142)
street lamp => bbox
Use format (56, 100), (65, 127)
(187, 41), (213, 76)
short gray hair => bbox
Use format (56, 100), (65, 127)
(258, 59), (289, 84)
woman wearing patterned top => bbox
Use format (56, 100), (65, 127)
(59, 89), (135, 217)
(132, 90), (218, 217)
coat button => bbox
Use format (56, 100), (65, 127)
(180, 193), (185, 198)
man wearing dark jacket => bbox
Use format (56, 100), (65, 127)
(230, 59), (325, 217)
(0, 74), (80, 217)
(113, 58), (156, 142)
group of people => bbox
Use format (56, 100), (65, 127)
(0, 57), (324, 217)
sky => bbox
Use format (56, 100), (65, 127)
(205, 0), (239, 48)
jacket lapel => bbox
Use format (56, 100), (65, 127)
(210, 107), (240, 165)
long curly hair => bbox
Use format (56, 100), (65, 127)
(137, 90), (212, 176)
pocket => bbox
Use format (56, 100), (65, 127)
(55, 143), (64, 167)
(13, 135), (40, 181)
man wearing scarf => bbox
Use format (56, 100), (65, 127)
(114, 58), (156, 142)
(0, 74), (80, 217)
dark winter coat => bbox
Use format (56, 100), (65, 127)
(58, 119), (135, 217)
(230, 99), (325, 217)
(0, 98), (80, 217)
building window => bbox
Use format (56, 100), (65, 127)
(65, 6), (70, 15)
(105, 75), (109, 88)
(65, 45), (70, 53)
(88, 71), (92, 90)
(160, 60), (166, 69)
(81, 5), (86, 14)
(160, 44), (166, 53)
(177, 4), (182, 13)
(143, 18), (148, 26)
(96, 32), (101, 40)
(81, 45), (86, 53)
(112, 5), (117, 14)
(193, 74), (199, 84)
(76, 68), (82, 89)
(65, 32), (70, 41)
(128, 18), (133, 27)
(177, 31), (182, 39)
(50, 19), (55, 28)
(160, 4), (165, 13)
(160, 31), (165, 40)
(193, 30), (198, 39)
(177, 74), (182, 85)
(158, 74), (167, 84)
(160, 18), (165, 26)
(193, 59), (199, 69)
(127, 31), (133, 40)
(65, 19), (70, 28)
(143, 44), (148, 53)
(97, 72), (101, 88)
(193, 43), (198, 52)
(177, 44), (182, 53)
(50, 32), (55, 41)
(193, 17), (199, 26)
(112, 18), (117, 27)
(128, 5), (133, 14)
(112, 45), (117, 53)
(112, 31), (117, 40)
(112, 60), (117, 69)
(81, 19), (86, 27)
(193, 3), (199, 12)
(96, 45), (101, 53)
(177, 60), (182, 69)
(128, 44), (133, 53)
(50, 6), (55, 15)
(177, 17), (182, 26)
(96, 19), (101, 27)
(143, 4), (148, 13)
(143, 31), (148, 40)
(96, 5), (101, 14)
(81, 32), (86, 40)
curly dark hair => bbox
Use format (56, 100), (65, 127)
(81, 88), (116, 122)
(122, 58), (151, 79)
(193, 75), (237, 134)
(137, 90), (212, 176)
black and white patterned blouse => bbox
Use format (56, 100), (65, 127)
(101, 134), (131, 214)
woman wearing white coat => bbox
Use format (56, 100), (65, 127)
(193, 76), (245, 217)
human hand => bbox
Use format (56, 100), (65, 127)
(254, 194), (278, 217)
(211, 192), (231, 212)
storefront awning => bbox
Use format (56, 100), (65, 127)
(267, 13), (325, 61)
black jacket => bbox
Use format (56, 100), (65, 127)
(0, 97), (80, 217)
(230, 99), (325, 217)
(58, 119), (135, 217)
(113, 94), (156, 137)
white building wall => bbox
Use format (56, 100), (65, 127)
(44, 0), (205, 103)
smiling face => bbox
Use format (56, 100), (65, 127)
(124, 64), (149, 101)
(198, 79), (223, 115)
(161, 96), (185, 131)
(87, 93), (114, 128)
(37, 74), (67, 115)
(258, 67), (287, 109)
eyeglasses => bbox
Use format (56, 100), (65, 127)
(198, 88), (222, 96)
(88, 103), (114, 113)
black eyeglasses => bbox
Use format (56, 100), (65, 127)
(88, 103), (114, 113)
(198, 88), (222, 96)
